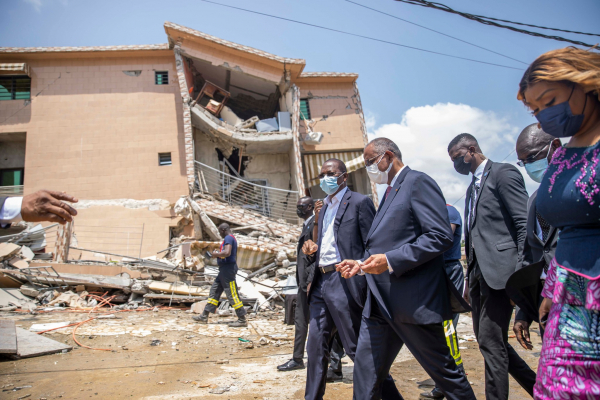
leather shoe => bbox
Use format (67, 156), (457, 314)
(326, 369), (343, 382)
(277, 359), (305, 371)
(420, 387), (445, 399)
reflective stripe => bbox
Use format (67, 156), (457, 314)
(207, 298), (219, 306)
(443, 320), (463, 366)
(229, 281), (243, 309)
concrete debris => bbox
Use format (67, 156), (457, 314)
(0, 243), (21, 261)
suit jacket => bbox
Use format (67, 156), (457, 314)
(363, 167), (455, 325)
(465, 161), (528, 290)
(311, 188), (375, 307)
(507, 189), (558, 323)
(296, 214), (316, 293)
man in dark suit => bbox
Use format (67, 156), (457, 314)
(338, 138), (475, 400)
(277, 197), (345, 375)
(448, 133), (536, 399)
(508, 125), (560, 350)
(303, 158), (400, 400)
(1, 190), (78, 228)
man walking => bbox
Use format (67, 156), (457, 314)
(338, 138), (475, 400)
(447, 133), (536, 399)
(277, 197), (345, 375)
(508, 124), (560, 349)
(304, 158), (400, 400)
(193, 223), (247, 327)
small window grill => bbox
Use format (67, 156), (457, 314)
(155, 71), (168, 85)
(158, 153), (172, 166)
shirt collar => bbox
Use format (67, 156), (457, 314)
(325, 186), (348, 206)
(303, 214), (315, 226)
(389, 165), (407, 187)
(473, 159), (489, 182)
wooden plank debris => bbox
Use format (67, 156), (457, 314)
(13, 327), (71, 358)
(0, 320), (17, 354)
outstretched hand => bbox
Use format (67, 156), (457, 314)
(20, 190), (78, 224)
(302, 239), (318, 255)
(336, 259), (361, 279)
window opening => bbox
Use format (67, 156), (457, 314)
(155, 71), (168, 85)
(0, 76), (31, 101)
(158, 153), (172, 166)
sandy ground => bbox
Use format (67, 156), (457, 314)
(0, 310), (542, 399)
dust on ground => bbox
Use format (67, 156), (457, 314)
(0, 311), (541, 399)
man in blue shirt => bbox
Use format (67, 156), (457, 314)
(193, 223), (247, 327)
(421, 204), (466, 399)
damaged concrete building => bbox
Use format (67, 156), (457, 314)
(0, 22), (375, 264)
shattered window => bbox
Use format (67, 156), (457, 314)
(0, 76), (31, 101)
(155, 71), (169, 85)
(300, 99), (311, 120)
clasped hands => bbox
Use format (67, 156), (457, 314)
(336, 254), (389, 278)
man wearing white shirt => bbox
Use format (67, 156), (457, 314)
(302, 158), (401, 400)
(1, 190), (78, 229)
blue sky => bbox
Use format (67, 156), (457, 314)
(3, 0), (599, 207)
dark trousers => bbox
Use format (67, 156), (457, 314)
(469, 262), (536, 399)
(353, 297), (475, 400)
(306, 270), (401, 400)
(203, 264), (246, 318)
(445, 260), (465, 331)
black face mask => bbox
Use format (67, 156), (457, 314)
(296, 206), (311, 218)
(453, 155), (472, 176)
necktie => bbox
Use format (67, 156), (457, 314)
(536, 212), (551, 243)
(467, 179), (480, 265)
(384, 186), (392, 201)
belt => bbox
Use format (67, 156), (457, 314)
(319, 264), (337, 274)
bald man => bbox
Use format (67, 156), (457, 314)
(193, 223), (247, 327)
(507, 124), (560, 350)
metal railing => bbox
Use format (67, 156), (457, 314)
(0, 185), (24, 196)
(194, 160), (298, 223)
(70, 224), (145, 260)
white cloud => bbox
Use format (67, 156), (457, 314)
(367, 102), (539, 218)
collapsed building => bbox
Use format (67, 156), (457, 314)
(0, 22), (376, 269)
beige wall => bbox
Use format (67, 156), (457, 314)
(244, 153), (292, 191)
(295, 81), (364, 152)
(0, 54), (188, 202)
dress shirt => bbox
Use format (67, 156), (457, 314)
(318, 187), (348, 266)
(0, 196), (23, 227)
(467, 159), (489, 228)
(303, 214), (315, 228)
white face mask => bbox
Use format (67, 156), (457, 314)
(366, 154), (392, 184)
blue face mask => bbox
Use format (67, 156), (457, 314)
(535, 86), (586, 138)
(524, 145), (552, 183)
(320, 174), (343, 195)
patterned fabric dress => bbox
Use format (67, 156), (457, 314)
(534, 140), (600, 399)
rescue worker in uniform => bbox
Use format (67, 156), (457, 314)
(193, 223), (247, 327)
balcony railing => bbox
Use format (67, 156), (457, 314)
(0, 185), (24, 196)
(194, 161), (298, 224)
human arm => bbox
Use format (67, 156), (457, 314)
(1, 190), (78, 227)
(312, 200), (323, 243)
(385, 175), (454, 277)
(212, 244), (231, 258)
(451, 223), (457, 233)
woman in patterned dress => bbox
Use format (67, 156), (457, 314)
(517, 47), (600, 399)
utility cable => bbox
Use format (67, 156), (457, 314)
(395, 0), (598, 48)
(198, 0), (523, 70)
(344, 0), (527, 65)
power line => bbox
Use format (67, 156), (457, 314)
(198, 0), (524, 71)
(395, 0), (598, 48)
(344, 0), (527, 65)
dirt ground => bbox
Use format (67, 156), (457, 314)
(0, 309), (542, 399)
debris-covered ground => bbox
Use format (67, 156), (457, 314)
(0, 309), (541, 399)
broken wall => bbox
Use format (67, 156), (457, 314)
(193, 127), (221, 170)
(295, 81), (365, 152)
(0, 54), (189, 202)
(244, 153), (292, 191)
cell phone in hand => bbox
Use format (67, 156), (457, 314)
(204, 251), (213, 259)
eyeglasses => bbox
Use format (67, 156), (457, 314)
(517, 145), (550, 167)
(364, 153), (384, 168)
(317, 171), (346, 180)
